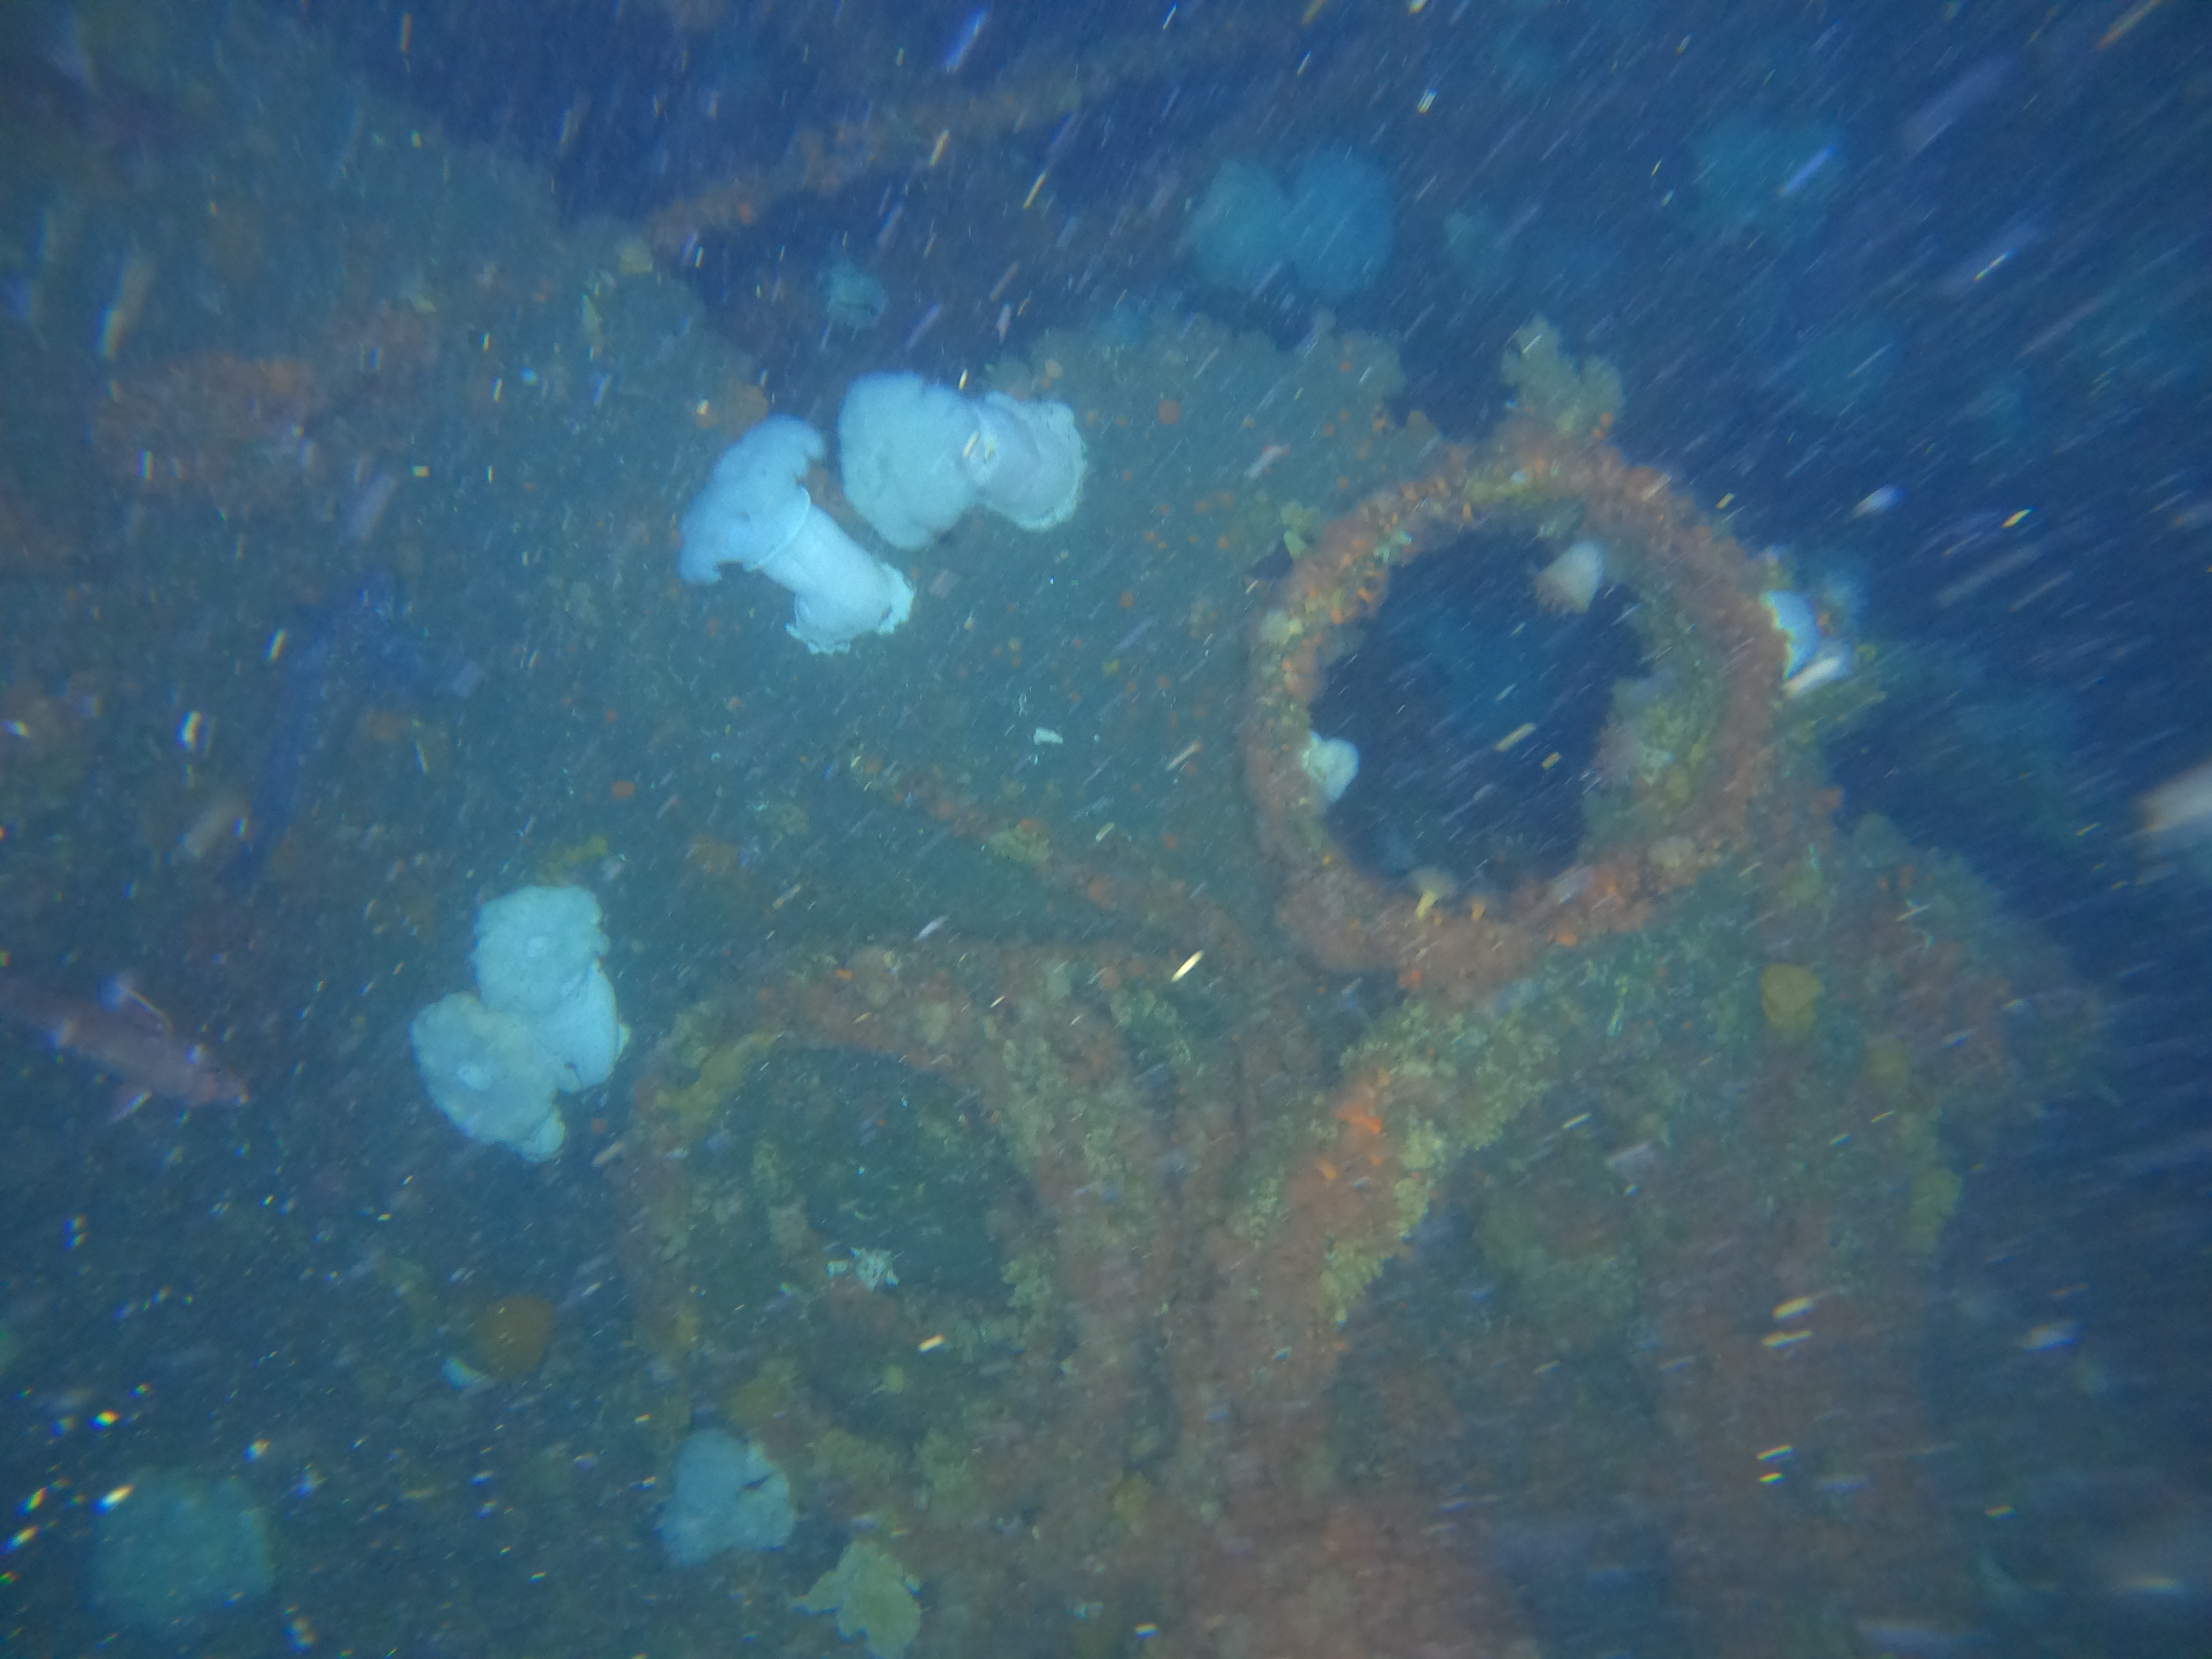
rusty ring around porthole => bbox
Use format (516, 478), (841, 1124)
(1241, 417), (1787, 999)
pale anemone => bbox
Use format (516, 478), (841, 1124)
(681, 416), (914, 655)
(967, 392), (1088, 531)
(833, 375), (978, 549)
(1300, 731), (1360, 804)
(660, 1431), (796, 1565)
(471, 885), (607, 1014)
(411, 884), (630, 1161)
(820, 258), (888, 329)
(1535, 539), (1606, 614)
(838, 372), (1086, 550)
(409, 993), (567, 1162)
(1185, 160), (1292, 294)
(472, 885), (627, 1091)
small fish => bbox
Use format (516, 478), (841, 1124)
(915, 915), (949, 941)
(0, 974), (247, 1115)
(940, 9), (988, 74)
(1853, 484), (1903, 517)
(1244, 444), (1291, 480)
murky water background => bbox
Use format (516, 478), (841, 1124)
(3, 2), (2209, 1656)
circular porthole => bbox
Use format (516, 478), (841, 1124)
(1310, 530), (1650, 899)
(1243, 422), (1785, 995)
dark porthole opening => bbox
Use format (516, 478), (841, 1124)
(1308, 534), (1649, 896)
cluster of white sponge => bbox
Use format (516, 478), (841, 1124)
(408, 885), (627, 1161)
(679, 373), (1087, 654)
